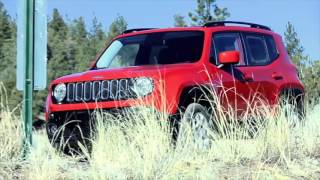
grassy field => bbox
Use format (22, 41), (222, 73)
(1, 87), (320, 179)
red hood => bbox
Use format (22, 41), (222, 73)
(51, 63), (197, 85)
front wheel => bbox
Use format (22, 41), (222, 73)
(177, 103), (214, 150)
(46, 120), (92, 155)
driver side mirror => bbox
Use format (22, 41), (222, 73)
(219, 51), (240, 65)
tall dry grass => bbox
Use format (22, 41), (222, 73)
(0, 82), (320, 179)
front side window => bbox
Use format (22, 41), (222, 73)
(244, 34), (270, 66)
(96, 31), (204, 69)
(211, 32), (245, 66)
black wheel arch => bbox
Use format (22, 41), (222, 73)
(279, 87), (305, 118)
(177, 85), (214, 112)
(279, 87), (305, 104)
(171, 86), (214, 142)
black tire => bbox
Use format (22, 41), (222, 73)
(177, 103), (214, 150)
(279, 90), (305, 126)
(245, 116), (267, 138)
(46, 120), (92, 155)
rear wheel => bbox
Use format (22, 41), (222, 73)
(279, 90), (305, 126)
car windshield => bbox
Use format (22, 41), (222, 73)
(95, 31), (204, 69)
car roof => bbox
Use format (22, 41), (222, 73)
(116, 27), (205, 38)
(115, 26), (276, 39)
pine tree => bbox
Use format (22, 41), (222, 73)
(47, 9), (72, 80)
(90, 17), (107, 52)
(49, 9), (68, 39)
(174, 15), (187, 27)
(284, 22), (306, 67)
(106, 16), (127, 43)
(174, 0), (229, 27)
(0, 1), (21, 110)
(70, 17), (92, 72)
(303, 60), (320, 103)
(284, 22), (320, 102)
(0, 1), (13, 62)
(0, 1), (12, 46)
(88, 17), (107, 66)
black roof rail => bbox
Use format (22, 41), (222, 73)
(203, 21), (271, 31)
(122, 28), (157, 34)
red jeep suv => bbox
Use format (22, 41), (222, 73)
(46, 21), (304, 150)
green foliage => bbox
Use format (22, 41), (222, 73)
(106, 15), (127, 43)
(34, 11), (128, 116)
(89, 17), (107, 59)
(174, 0), (230, 27)
(0, 1), (21, 110)
(284, 22), (306, 67)
(284, 22), (320, 102)
(70, 17), (92, 72)
(0, 4), (128, 118)
(0, 1), (12, 44)
(0, 0), (14, 69)
(174, 15), (187, 27)
(301, 60), (320, 103)
(47, 9), (72, 79)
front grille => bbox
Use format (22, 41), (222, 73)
(58, 79), (136, 104)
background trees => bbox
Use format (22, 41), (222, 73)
(173, 0), (229, 27)
(284, 21), (320, 103)
(0, 1), (128, 117)
(0, 0), (319, 118)
(0, 1), (20, 109)
(284, 22), (306, 67)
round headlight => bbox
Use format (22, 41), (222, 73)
(53, 83), (66, 103)
(131, 77), (154, 97)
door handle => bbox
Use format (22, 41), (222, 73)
(272, 72), (283, 80)
(242, 73), (254, 82)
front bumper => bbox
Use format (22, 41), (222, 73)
(45, 92), (179, 122)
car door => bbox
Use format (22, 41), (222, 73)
(240, 32), (280, 107)
(209, 32), (251, 115)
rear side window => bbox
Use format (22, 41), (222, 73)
(211, 32), (245, 66)
(265, 35), (279, 61)
(244, 33), (278, 66)
(244, 34), (269, 66)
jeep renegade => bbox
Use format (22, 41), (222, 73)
(46, 21), (304, 151)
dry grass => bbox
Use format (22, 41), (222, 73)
(1, 83), (320, 180)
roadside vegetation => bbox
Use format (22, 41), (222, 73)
(1, 83), (320, 179)
(0, 0), (319, 118)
